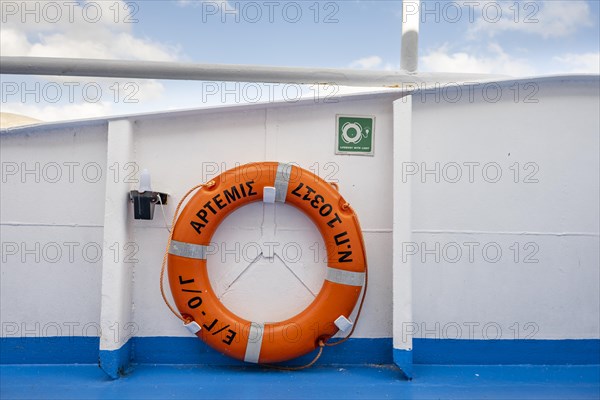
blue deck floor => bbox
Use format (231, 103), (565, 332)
(1, 364), (599, 399)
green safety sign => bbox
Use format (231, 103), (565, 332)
(336, 115), (375, 156)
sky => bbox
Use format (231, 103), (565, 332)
(1, 0), (599, 122)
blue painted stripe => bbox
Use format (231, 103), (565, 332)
(132, 337), (393, 366)
(0, 336), (392, 365)
(132, 336), (244, 366)
(99, 340), (132, 379)
(0, 337), (98, 364)
(3, 337), (599, 365)
(412, 339), (600, 365)
(393, 348), (413, 378)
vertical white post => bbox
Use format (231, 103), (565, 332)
(394, 0), (419, 377)
(99, 119), (135, 378)
(401, 0), (420, 73)
(393, 96), (413, 378)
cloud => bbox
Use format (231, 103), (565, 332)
(421, 43), (600, 77)
(0, 1), (180, 120)
(0, 28), (30, 55)
(420, 43), (536, 76)
(553, 52), (600, 74)
(0, 1), (180, 61)
(350, 56), (383, 69)
(468, 1), (593, 39)
(349, 56), (395, 70)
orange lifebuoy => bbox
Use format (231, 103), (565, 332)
(167, 162), (367, 364)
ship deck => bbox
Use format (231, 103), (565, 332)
(2, 364), (599, 399)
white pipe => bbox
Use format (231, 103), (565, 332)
(401, 0), (420, 73)
(0, 56), (500, 87)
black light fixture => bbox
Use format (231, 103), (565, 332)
(129, 169), (168, 220)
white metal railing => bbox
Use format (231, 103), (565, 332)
(0, 3), (508, 89)
(0, 56), (502, 88)
(401, 0), (420, 73)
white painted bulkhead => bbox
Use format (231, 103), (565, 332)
(407, 77), (600, 342)
(131, 93), (397, 339)
(1, 75), (598, 370)
(1, 123), (107, 339)
(1, 92), (398, 346)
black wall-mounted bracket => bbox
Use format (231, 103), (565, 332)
(129, 190), (168, 220)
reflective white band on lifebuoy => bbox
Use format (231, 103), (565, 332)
(244, 322), (265, 363)
(274, 163), (291, 203)
(326, 267), (365, 287)
(169, 240), (207, 260)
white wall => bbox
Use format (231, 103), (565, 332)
(2, 76), (598, 348)
(1, 92), (398, 342)
(1, 123), (107, 338)
(131, 94), (398, 338)
(407, 77), (600, 340)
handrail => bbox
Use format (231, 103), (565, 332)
(401, 0), (420, 73)
(0, 56), (503, 87)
